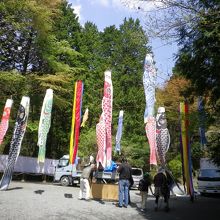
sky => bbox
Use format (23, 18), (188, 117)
(69, 0), (178, 86)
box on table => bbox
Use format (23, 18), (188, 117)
(91, 183), (118, 201)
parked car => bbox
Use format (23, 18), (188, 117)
(197, 158), (220, 195)
(131, 167), (143, 189)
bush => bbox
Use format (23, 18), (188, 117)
(168, 156), (182, 181)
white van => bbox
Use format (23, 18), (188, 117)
(197, 158), (220, 195)
(131, 167), (143, 189)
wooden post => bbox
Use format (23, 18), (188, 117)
(21, 173), (25, 182)
(42, 174), (47, 183)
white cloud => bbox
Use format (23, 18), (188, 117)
(112, 0), (124, 8)
(90, 0), (110, 7)
(71, 4), (84, 25)
(72, 4), (81, 18)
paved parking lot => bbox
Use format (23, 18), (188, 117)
(0, 181), (219, 220)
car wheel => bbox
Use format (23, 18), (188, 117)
(60, 176), (70, 186)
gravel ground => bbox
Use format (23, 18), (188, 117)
(0, 181), (219, 220)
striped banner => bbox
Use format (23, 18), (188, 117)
(0, 96), (30, 190)
(37, 89), (53, 163)
(0, 99), (13, 145)
(69, 81), (83, 164)
(179, 102), (194, 198)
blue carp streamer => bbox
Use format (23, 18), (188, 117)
(115, 110), (124, 153)
(198, 96), (207, 148)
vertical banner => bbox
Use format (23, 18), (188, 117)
(155, 107), (170, 167)
(115, 110), (124, 154)
(69, 82), (77, 164)
(0, 96), (30, 190)
(198, 96), (207, 149)
(179, 102), (194, 198)
(69, 81), (83, 164)
(81, 108), (89, 127)
(143, 54), (157, 165)
(0, 99), (13, 145)
(96, 113), (106, 167)
(145, 116), (157, 165)
(102, 70), (113, 167)
(37, 89), (53, 163)
(72, 81), (83, 164)
(96, 70), (113, 168)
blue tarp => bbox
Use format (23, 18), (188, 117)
(104, 161), (117, 172)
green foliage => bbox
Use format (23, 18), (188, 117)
(0, 0), (189, 172)
(175, 1), (220, 165)
(191, 141), (204, 170)
(206, 131), (220, 167)
(175, 2), (220, 103)
(115, 135), (150, 169)
(0, 0), (79, 73)
(168, 155), (182, 181)
(78, 128), (97, 158)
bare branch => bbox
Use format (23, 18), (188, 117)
(120, 0), (202, 39)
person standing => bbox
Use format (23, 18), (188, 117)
(153, 168), (170, 211)
(117, 158), (132, 208)
(128, 172), (134, 204)
(78, 156), (95, 201)
(139, 172), (151, 211)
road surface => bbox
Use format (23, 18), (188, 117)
(0, 181), (219, 220)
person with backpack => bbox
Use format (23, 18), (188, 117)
(153, 168), (170, 211)
(139, 172), (151, 211)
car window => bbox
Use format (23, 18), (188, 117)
(199, 169), (220, 178)
(58, 159), (69, 167)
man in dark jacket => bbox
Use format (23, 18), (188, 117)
(153, 168), (170, 211)
(117, 158), (132, 208)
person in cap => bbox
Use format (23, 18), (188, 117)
(138, 172), (152, 211)
(78, 155), (96, 201)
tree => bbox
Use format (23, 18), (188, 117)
(156, 75), (205, 171)
(0, 0), (79, 73)
(207, 131), (220, 167)
(111, 18), (150, 136)
(175, 2), (220, 103)
(173, 1), (220, 165)
(77, 18), (152, 164)
(121, 0), (220, 40)
(53, 0), (81, 49)
(0, 6), (159, 168)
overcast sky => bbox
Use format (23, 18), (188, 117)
(69, 0), (178, 86)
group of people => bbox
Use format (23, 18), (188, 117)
(116, 158), (171, 212)
(78, 156), (172, 212)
